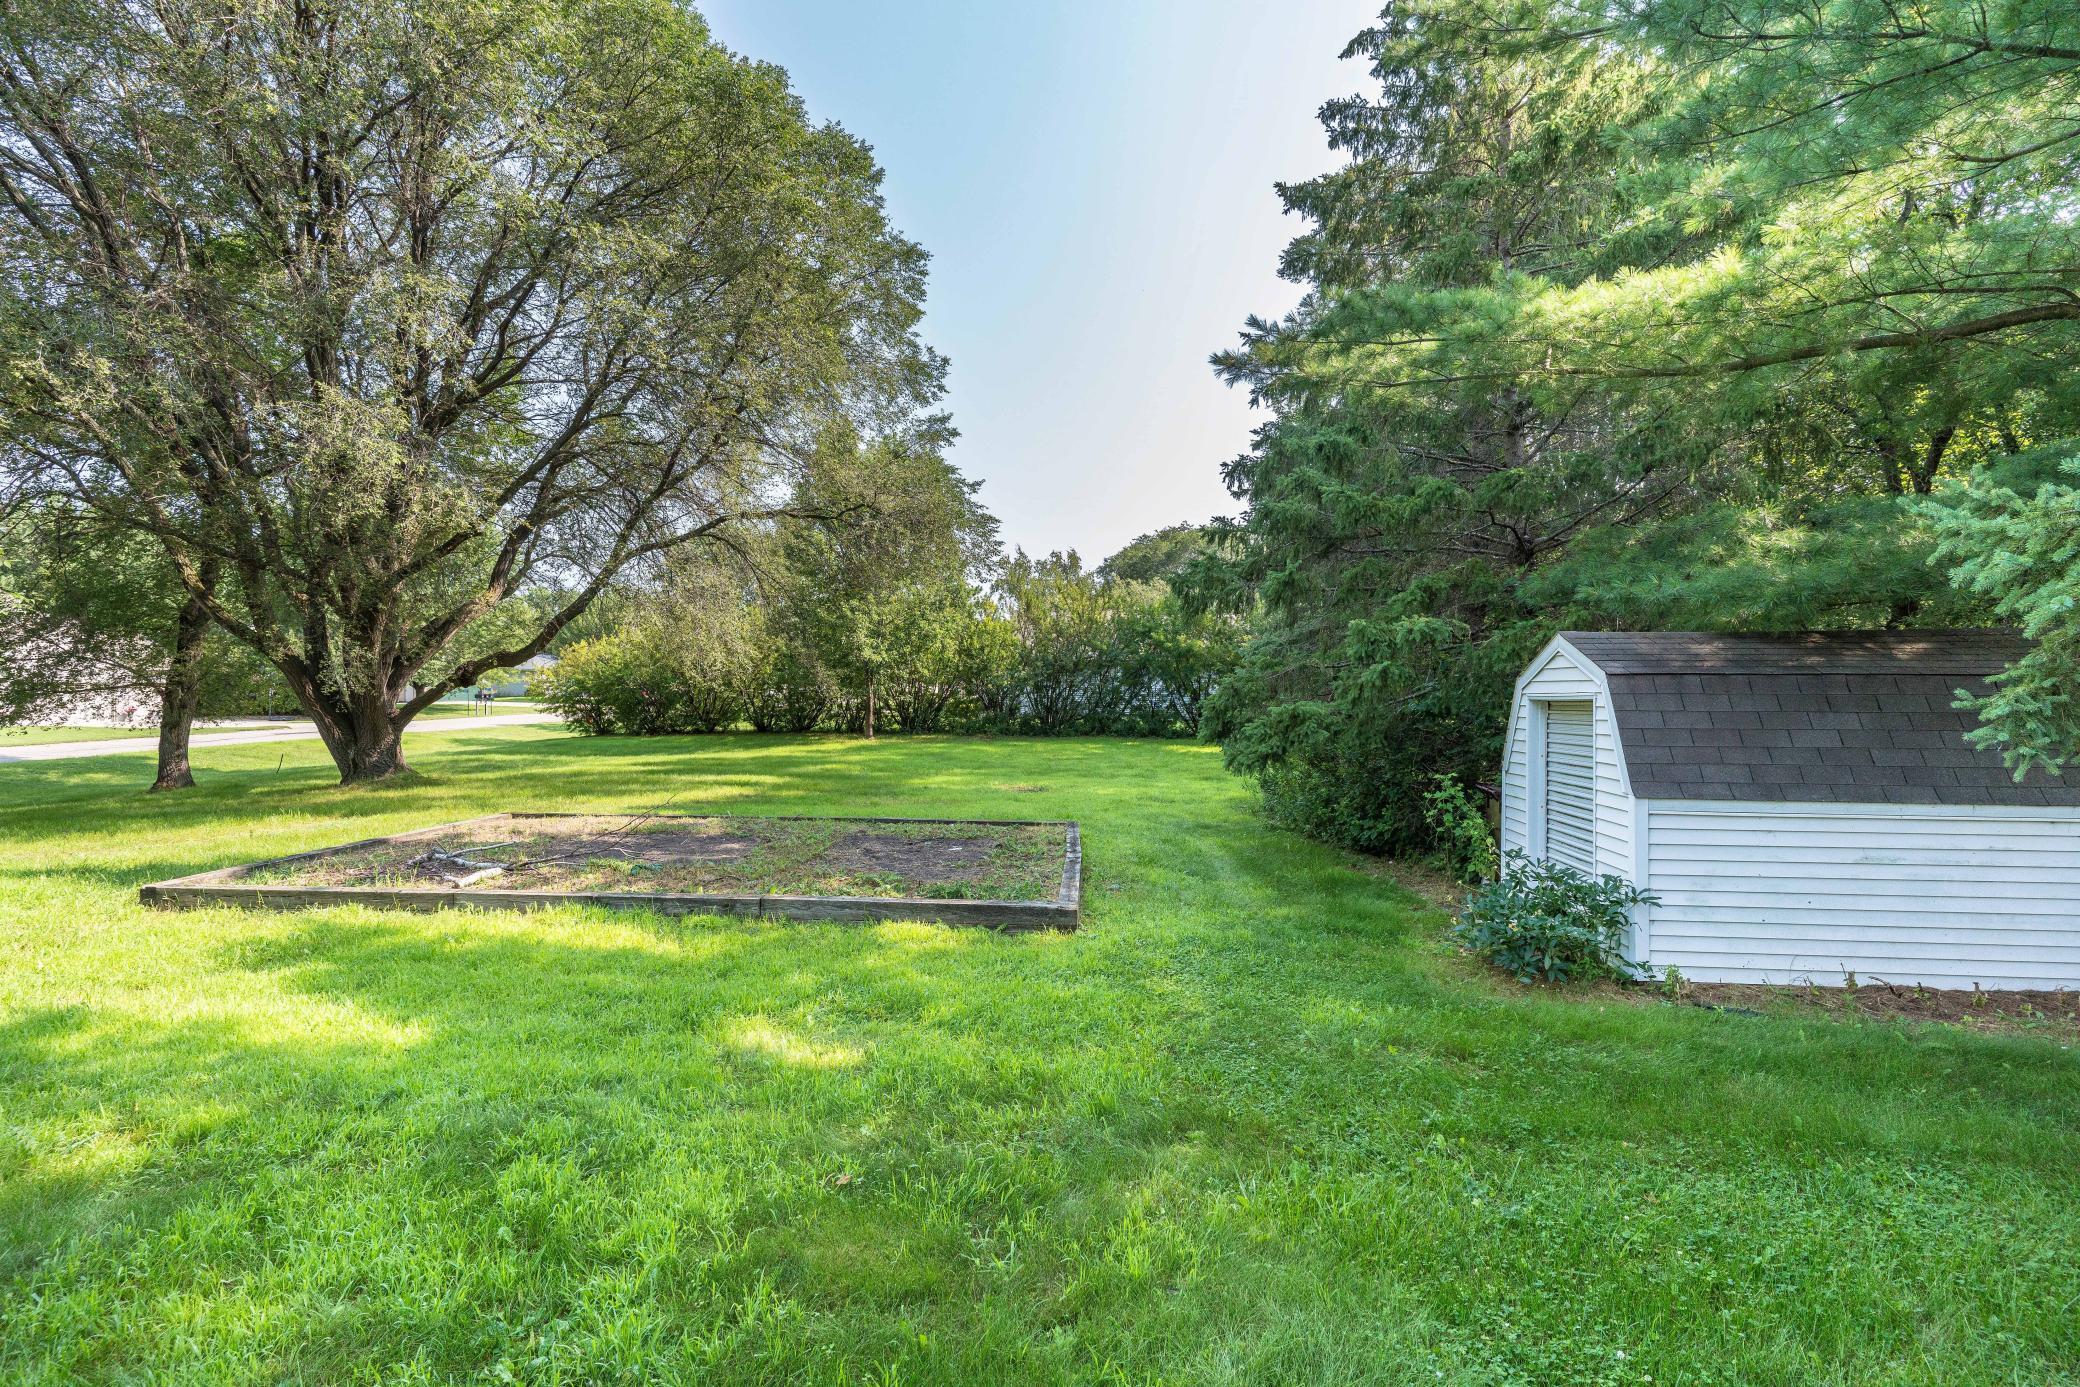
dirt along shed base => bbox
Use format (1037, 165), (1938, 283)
(140, 812), (1082, 931)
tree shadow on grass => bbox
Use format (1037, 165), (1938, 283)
(11, 723), (2075, 1172)
(221, 886), (2080, 1185)
(1030, 803), (2080, 1174)
(0, 1000), (390, 1282)
(229, 903), (2080, 1346)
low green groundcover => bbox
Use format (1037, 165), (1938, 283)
(1, 728), (2075, 1384)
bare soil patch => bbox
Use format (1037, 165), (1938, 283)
(244, 814), (1064, 902)
(1487, 963), (2079, 1042)
(820, 830), (1001, 882)
(1663, 977), (2080, 1039)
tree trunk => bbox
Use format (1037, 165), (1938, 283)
(150, 589), (211, 792)
(1913, 425), (1956, 495)
(303, 689), (411, 785)
(863, 672), (877, 740)
(335, 724), (410, 783)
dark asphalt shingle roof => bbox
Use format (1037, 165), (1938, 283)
(1556, 631), (2080, 807)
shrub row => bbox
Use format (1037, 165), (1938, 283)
(538, 561), (1242, 740)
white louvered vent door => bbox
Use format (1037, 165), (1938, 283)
(1542, 700), (1597, 875)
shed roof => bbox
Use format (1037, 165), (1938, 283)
(1553, 630), (2080, 808)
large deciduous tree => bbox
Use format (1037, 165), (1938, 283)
(0, 0), (942, 782)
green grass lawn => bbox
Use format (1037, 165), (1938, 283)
(1, 730), (2075, 1385)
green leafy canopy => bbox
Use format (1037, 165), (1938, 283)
(1194, 0), (2080, 852)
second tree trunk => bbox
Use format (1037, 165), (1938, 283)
(150, 589), (211, 792)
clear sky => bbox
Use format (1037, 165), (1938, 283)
(698, 1), (1374, 564)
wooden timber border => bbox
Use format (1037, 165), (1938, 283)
(139, 812), (1082, 932)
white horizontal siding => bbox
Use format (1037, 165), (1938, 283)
(1590, 688), (1632, 881)
(1642, 803), (2080, 989)
(1648, 836), (2080, 865)
(1499, 641), (1634, 879)
(1499, 754), (1529, 856)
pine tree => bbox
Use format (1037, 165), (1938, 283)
(1195, 1), (1687, 850)
(1199, 0), (2080, 846)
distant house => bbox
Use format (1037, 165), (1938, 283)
(403, 654), (556, 706)
(481, 653), (556, 698)
(1501, 631), (2080, 991)
(0, 618), (157, 727)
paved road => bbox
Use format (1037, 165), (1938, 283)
(0, 711), (562, 763)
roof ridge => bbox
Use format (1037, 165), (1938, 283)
(1556, 629), (2028, 678)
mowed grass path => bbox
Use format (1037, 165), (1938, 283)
(1, 729), (2075, 1385)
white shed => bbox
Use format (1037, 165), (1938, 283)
(1500, 631), (2080, 990)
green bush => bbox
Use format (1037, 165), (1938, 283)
(745, 646), (837, 733)
(536, 616), (754, 736)
(990, 553), (1242, 737)
(1422, 773), (1498, 883)
(1197, 625), (1510, 857)
(1453, 853), (1654, 984)
(541, 546), (1243, 741)
(533, 637), (630, 734)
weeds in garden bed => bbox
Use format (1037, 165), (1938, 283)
(242, 814), (1066, 902)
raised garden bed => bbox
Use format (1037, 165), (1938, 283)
(140, 812), (1082, 931)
